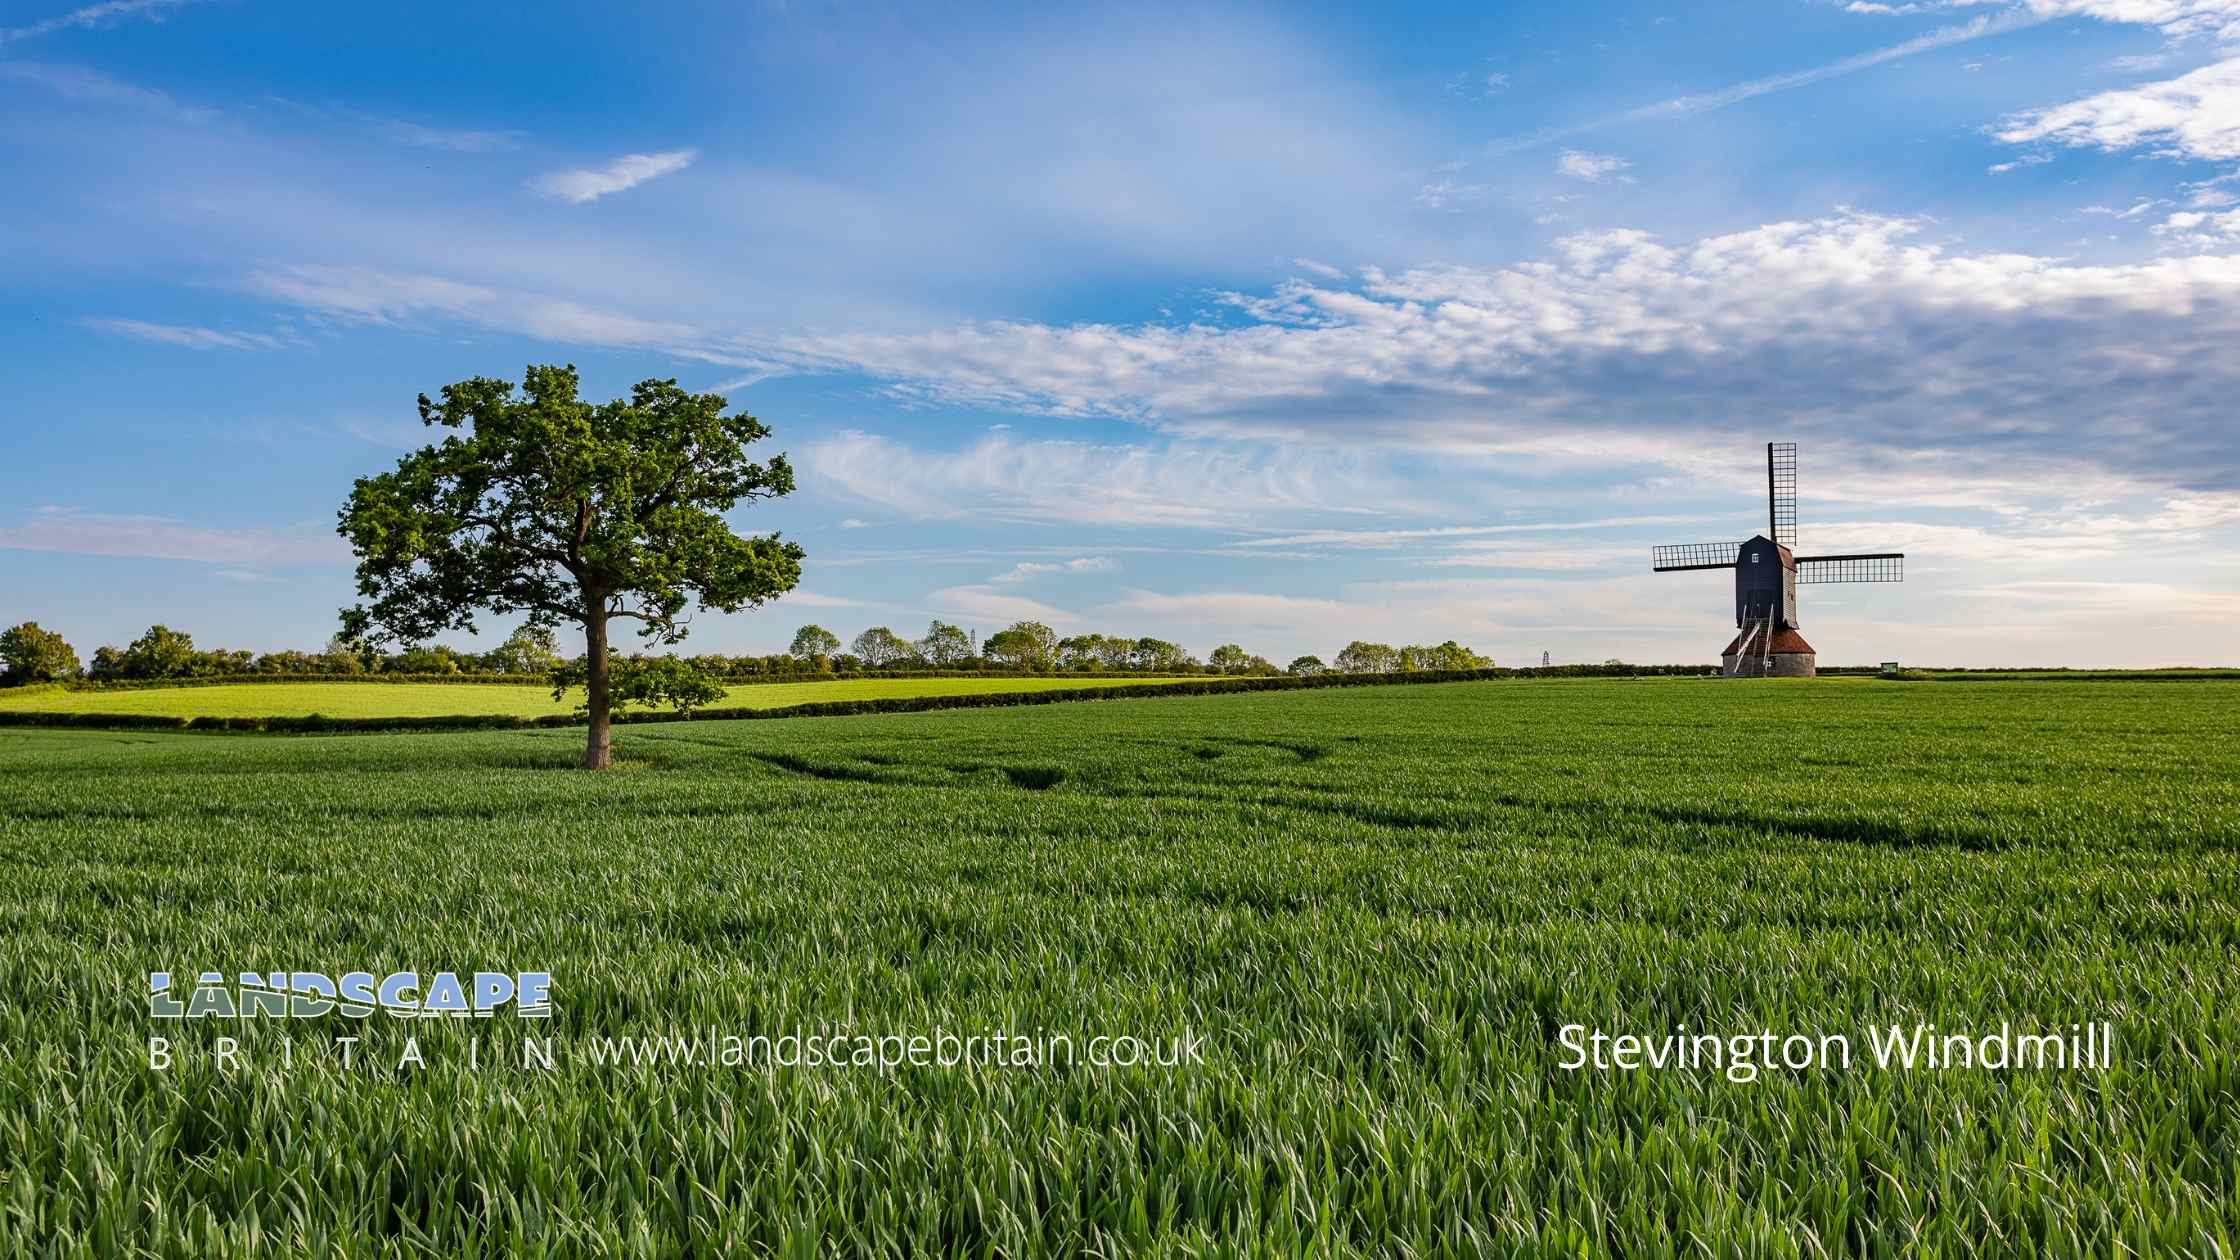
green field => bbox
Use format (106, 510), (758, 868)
(3, 679), (2236, 1255)
(0, 674), (1198, 720)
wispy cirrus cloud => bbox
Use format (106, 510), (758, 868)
(0, 0), (205, 45)
(0, 507), (346, 567)
(244, 264), (696, 347)
(530, 149), (698, 204)
(0, 60), (214, 123)
(799, 429), (1403, 528)
(925, 586), (1075, 626)
(77, 317), (291, 350)
(1489, 11), (2044, 153)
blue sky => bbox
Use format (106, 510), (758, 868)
(4, 0), (2238, 667)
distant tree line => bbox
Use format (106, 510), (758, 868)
(0, 618), (1495, 687)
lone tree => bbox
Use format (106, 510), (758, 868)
(337, 365), (803, 768)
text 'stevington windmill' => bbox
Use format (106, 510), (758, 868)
(1650, 443), (1904, 678)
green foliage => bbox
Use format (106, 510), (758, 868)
(1129, 637), (1195, 671)
(1400, 640), (1493, 671)
(849, 626), (912, 668)
(1288, 655), (1326, 676)
(1057, 633), (1133, 671)
(485, 624), (563, 675)
(337, 364), (803, 648)
(553, 655), (727, 717)
(1333, 640), (1399, 674)
(984, 621), (1058, 671)
(788, 624), (840, 662)
(118, 624), (198, 679)
(919, 620), (974, 667)
(387, 644), (464, 675)
(0, 621), (79, 685)
(1, 680), (2236, 1254)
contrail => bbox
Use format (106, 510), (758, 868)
(1485, 9), (2049, 155)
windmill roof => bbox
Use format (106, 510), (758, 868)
(1723, 626), (1816, 656)
(1746, 535), (1796, 565)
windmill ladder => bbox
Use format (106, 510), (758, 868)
(1729, 619), (1764, 676)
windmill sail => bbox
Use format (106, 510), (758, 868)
(1767, 442), (1797, 548)
(1794, 553), (1903, 584)
(1652, 542), (1744, 571)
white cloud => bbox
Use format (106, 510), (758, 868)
(989, 557), (1116, 584)
(2082, 197), (2172, 216)
(1997, 56), (2240, 161)
(2016, 0), (2240, 41)
(766, 213), (2240, 490)
(1557, 149), (1632, 181)
(77, 318), (287, 350)
(1841, 1), (2240, 40)
(2155, 206), (2240, 242)
(1987, 152), (2054, 173)
(530, 149), (699, 204)
(0, 508), (346, 566)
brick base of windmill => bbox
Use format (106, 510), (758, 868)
(1719, 624), (1816, 678)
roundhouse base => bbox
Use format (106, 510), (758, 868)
(1720, 650), (1816, 678)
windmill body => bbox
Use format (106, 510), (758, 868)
(1651, 443), (1905, 678)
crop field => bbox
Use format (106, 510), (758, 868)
(2, 678), (2236, 1256)
(0, 674), (1201, 721)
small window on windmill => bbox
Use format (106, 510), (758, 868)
(1750, 551), (1761, 564)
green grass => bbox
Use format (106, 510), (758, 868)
(2, 678), (2236, 1256)
(0, 674), (1198, 720)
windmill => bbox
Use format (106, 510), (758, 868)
(1650, 442), (1904, 678)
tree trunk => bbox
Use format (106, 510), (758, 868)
(582, 604), (612, 770)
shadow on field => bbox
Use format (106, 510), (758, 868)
(694, 735), (1996, 851)
(745, 751), (1067, 792)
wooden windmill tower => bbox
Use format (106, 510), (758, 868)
(1651, 443), (1904, 677)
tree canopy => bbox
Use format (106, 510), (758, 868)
(919, 620), (974, 666)
(789, 625), (841, 661)
(983, 621), (1057, 670)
